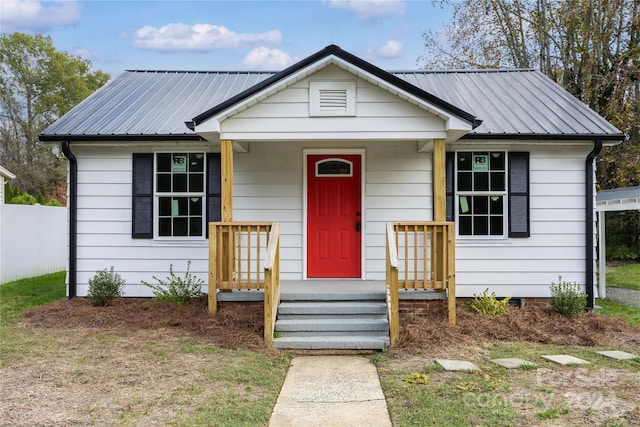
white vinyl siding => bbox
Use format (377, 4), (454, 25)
(73, 145), (212, 297)
(453, 144), (592, 297)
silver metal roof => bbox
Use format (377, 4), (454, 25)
(596, 186), (640, 212)
(41, 68), (622, 140)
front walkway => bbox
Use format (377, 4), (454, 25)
(269, 356), (392, 427)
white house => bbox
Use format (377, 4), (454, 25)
(40, 45), (623, 310)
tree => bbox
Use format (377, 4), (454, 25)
(0, 33), (109, 200)
(420, 0), (639, 190)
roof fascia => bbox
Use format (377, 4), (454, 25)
(192, 44), (480, 130)
(463, 133), (625, 145)
(39, 134), (205, 142)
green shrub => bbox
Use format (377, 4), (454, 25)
(87, 267), (125, 306)
(549, 276), (586, 316)
(466, 288), (511, 315)
(142, 261), (203, 305)
(9, 193), (37, 205)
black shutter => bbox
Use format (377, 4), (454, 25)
(206, 153), (222, 237)
(132, 153), (153, 238)
(445, 151), (455, 222)
(508, 152), (530, 237)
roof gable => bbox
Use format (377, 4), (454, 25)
(191, 44), (480, 131)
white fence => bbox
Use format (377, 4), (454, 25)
(0, 204), (66, 284)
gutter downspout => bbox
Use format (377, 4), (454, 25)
(585, 139), (602, 310)
(61, 140), (77, 299)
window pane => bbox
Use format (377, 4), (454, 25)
(190, 217), (202, 236)
(490, 152), (505, 170)
(474, 216), (488, 235)
(189, 173), (204, 192)
(175, 197), (188, 215)
(473, 196), (488, 214)
(458, 172), (472, 191)
(457, 152), (472, 170)
(173, 218), (188, 236)
(491, 172), (505, 191)
(490, 216), (503, 236)
(459, 196), (470, 214)
(317, 160), (351, 175)
(459, 216), (472, 235)
(173, 174), (187, 192)
(159, 218), (171, 236)
(157, 174), (171, 192)
(159, 197), (171, 216)
(157, 153), (171, 172)
(490, 196), (503, 214)
(474, 172), (489, 191)
(189, 153), (204, 172)
(172, 154), (188, 172)
(190, 197), (202, 215)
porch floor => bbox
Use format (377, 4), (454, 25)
(216, 280), (447, 302)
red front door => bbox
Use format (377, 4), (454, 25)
(307, 154), (362, 278)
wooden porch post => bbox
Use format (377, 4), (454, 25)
(433, 139), (446, 222)
(221, 139), (234, 222)
(215, 139), (234, 311)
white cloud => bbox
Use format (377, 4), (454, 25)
(0, 0), (82, 33)
(365, 40), (403, 60)
(240, 47), (297, 70)
(326, 0), (406, 21)
(133, 23), (282, 52)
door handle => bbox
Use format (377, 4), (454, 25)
(355, 220), (361, 232)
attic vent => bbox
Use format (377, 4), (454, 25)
(319, 89), (348, 111)
(310, 81), (356, 116)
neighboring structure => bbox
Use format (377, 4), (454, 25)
(0, 166), (16, 204)
(596, 186), (640, 298)
(40, 45), (624, 305)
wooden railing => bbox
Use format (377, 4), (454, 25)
(208, 222), (281, 343)
(263, 223), (281, 344)
(386, 222), (456, 345)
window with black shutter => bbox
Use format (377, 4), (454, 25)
(132, 152), (221, 239)
(447, 151), (529, 238)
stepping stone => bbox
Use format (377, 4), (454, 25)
(490, 358), (537, 369)
(595, 350), (639, 360)
(541, 355), (590, 366)
(435, 359), (480, 371)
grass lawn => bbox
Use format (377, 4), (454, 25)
(0, 272), (289, 426)
(606, 262), (640, 290)
(596, 299), (640, 329)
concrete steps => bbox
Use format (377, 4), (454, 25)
(273, 299), (390, 350)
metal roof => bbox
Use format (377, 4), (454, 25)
(395, 69), (622, 139)
(40, 49), (623, 142)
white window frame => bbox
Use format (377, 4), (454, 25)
(455, 151), (508, 239)
(154, 152), (206, 240)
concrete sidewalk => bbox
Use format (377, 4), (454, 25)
(269, 356), (392, 427)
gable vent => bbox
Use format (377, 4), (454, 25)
(319, 89), (348, 112)
(310, 81), (356, 116)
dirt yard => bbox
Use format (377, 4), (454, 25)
(1, 297), (639, 426)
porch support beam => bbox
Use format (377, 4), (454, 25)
(221, 139), (234, 222)
(433, 138), (446, 221)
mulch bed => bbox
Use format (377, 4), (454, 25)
(22, 297), (640, 353)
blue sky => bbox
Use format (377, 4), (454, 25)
(1, 0), (453, 77)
